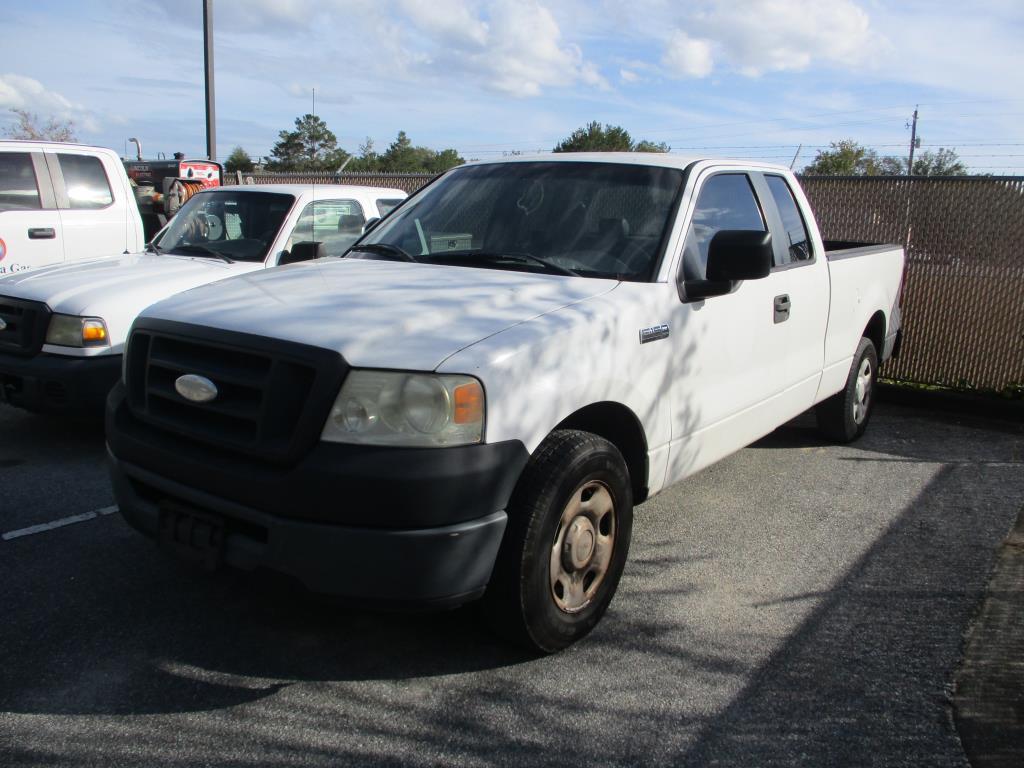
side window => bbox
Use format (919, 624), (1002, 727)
(57, 154), (114, 209)
(376, 198), (404, 217)
(681, 173), (765, 280)
(0, 152), (42, 212)
(287, 199), (365, 257)
(765, 175), (812, 264)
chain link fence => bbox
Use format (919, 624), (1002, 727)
(228, 170), (1023, 394)
(801, 176), (1024, 393)
(225, 171), (432, 193)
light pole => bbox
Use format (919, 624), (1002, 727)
(203, 0), (216, 161)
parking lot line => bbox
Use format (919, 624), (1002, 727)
(1, 505), (118, 541)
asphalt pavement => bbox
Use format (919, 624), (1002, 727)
(1, 401), (1022, 767)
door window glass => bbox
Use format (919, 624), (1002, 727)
(0, 152), (42, 211)
(765, 175), (812, 264)
(681, 173), (766, 280)
(287, 199), (366, 257)
(57, 154), (114, 209)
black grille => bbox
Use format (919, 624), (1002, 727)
(0, 296), (51, 357)
(125, 320), (347, 463)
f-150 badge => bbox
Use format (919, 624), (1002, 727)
(639, 324), (670, 344)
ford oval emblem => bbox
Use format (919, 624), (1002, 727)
(175, 374), (218, 403)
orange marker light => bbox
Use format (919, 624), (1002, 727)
(453, 381), (484, 424)
(82, 322), (107, 343)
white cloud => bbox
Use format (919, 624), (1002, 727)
(661, 31), (714, 78)
(400, 0), (489, 46)
(620, 68), (640, 83)
(656, 0), (877, 79)
(478, 0), (609, 96)
(0, 73), (99, 132)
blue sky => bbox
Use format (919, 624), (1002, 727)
(3, 0), (1023, 173)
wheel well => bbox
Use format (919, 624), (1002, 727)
(863, 311), (886, 358)
(556, 402), (649, 504)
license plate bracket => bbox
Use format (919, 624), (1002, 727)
(158, 500), (224, 570)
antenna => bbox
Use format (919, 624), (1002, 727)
(789, 144), (802, 170)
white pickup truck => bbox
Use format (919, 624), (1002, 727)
(0, 183), (405, 412)
(0, 141), (145, 274)
(106, 154), (904, 652)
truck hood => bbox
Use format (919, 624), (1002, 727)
(0, 253), (262, 317)
(142, 259), (619, 371)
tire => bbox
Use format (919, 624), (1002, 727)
(815, 336), (878, 443)
(482, 429), (633, 653)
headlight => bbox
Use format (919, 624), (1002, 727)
(322, 370), (484, 447)
(45, 315), (110, 347)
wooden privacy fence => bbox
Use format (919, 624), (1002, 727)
(234, 170), (1023, 393)
(801, 176), (1024, 393)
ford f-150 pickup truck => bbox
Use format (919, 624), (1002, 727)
(0, 141), (145, 274)
(0, 183), (405, 412)
(106, 154), (904, 652)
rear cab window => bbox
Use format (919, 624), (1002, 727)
(57, 153), (113, 209)
(764, 175), (813, 265)
(0, 152), (42, 212)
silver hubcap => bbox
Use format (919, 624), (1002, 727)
(550, 480), (615, 613)
(853, 357), (873, 424)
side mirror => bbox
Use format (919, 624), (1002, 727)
(682, 230), (773, 301)
(362, 217), (381, 234)
(278, 241), (324, 265)
(707, 230), (772, 281)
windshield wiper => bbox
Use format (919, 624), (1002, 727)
(430, 250), (579, 277)
(347, 243), (419, 263)
(172, 244), (234, 264)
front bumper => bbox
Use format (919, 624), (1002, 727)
(106, 383), (529, 606)
(0, 351), (121, 413)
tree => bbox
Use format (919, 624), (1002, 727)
(554, 122), (633, 152)
(267, 114), (349, 172)
(376, 131), (463, 173)
(346, 137), (380, 172)
(553, 122), (671, 153)
(634, 140), (671, 153)
(224, 146), (253, 173)
(912, 148), (967, 176)
(3, 109), (77, 142)
(802, 140), (969, 176)
(802, 140), (884, 176)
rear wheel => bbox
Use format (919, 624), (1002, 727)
(816, 336), (878, 443)
(482, 430), (633, 653)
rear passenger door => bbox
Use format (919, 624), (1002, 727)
(756, 173), (828, 401)
(0, 149), (65, 275)
(47, 150), (125, 262)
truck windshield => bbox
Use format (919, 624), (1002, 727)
(154, 191), (295, 263)
(356, 161), (684, 281)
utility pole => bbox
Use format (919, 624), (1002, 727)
(203, 0), (216, 161)
(907, 105), (918, 176)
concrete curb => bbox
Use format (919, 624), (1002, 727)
(878, 383), (1024, 422)
(954, 505), (1024, 768)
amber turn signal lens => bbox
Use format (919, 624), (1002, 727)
(82, 322), (107, 342)
(453, 381), (484, 424)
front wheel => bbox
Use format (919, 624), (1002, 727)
(482, 430), (633, 653)
(815, 336), (878, 443)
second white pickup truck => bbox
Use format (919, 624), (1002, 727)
(106, 154), (903, 652)
(0, 183), (405, 412)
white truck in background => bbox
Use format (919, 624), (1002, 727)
(0, 141), (145, 274)
(106, 154), (904, 652)
(0, 183), (405, 412)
